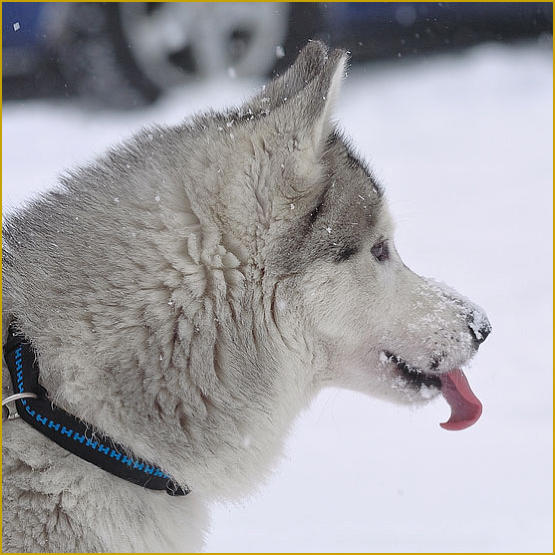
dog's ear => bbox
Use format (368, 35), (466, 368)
(249, 40), (329, 111)
(255, 43), (348, 159)
(297, 47), (347, 155)
(241, 43), (348, 220)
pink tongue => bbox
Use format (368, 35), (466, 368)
(439, 369), (482, 431)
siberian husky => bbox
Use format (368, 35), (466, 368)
(2, 41), (491, 552)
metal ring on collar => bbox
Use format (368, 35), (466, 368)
(2, 392), (38, 421)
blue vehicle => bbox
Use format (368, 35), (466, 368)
(3, 2), (552, 109)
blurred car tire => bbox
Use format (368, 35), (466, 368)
(56, 2), (293, 109)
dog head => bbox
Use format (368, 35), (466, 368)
(195, 41), (491, 430)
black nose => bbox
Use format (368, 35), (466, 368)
(468, 313), (491, 347)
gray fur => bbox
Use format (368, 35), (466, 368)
(2, 42), (490, 552)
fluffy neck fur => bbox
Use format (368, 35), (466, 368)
(2, 123), (322, 501)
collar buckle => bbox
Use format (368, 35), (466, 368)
(2, 392), (39, 421)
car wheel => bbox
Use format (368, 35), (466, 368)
(57, 2), (290, 109)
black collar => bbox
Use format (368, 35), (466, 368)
(3, 323), (189, 496)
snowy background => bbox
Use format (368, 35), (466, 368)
(3, 41), (552, 552)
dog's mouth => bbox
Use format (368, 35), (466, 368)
(383, 351), (442, 390)
(382, 351), (482, 431)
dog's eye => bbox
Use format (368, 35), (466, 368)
(371, 240), (389, 262)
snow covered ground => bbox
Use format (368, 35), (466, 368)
(2, 42), (552, 552)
